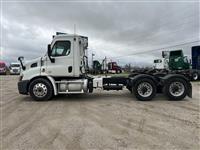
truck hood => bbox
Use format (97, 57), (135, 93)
(10, 67), (20, 70)
(20, 57), (43, 72)
(24, 57), (42, 66)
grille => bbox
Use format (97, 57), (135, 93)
(13, 69), (18, 72)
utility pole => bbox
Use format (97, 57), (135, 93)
(129, 63), (131, 73)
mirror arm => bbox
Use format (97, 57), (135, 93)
(47, 44), (55, 63)
(18, 56), (26, 70)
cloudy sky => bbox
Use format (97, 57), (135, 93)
(1, 0), (200, 67)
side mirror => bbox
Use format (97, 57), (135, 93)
(189, 59), (192, 64)
(18, 56), (24, 61)
(47, 44), (55, 63)
(183, 56), (188, 63)
(18, 56), (26, 70)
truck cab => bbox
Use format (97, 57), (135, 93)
(0, 61), (7, 75)
(9, 62), (21, 75)
(153, 58), (168, 70)
(168, 50), (190, 70)
(18, 33), (90, 99)
(108, 62), (122, 73)
(20, 33), (88, 79)
(92, 60), (102, 74)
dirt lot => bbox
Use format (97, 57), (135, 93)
(0, 76), (200, 150)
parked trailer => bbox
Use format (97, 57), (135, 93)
(191, 46), (200, 80)
(17, 33), (192, 101)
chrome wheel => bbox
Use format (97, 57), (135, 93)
(137, 82), (153, 97)
(169, 82), (185, 97)
(33, 83), (47, 98)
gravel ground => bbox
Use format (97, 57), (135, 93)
(0, 76), (200, 150)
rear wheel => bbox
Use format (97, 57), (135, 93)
(133, 78), (157, 101)
(29, 78), (53, 101)
(164, 78), (187, 100)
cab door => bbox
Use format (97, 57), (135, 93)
(46, 39), (74, 77)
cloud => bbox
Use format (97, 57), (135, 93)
(1, 1), (199, 66)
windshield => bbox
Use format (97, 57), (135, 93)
(154, 59), (162, 63)
(170, 50), (182, 57)
(113, 62), (117, 66)
(11, 64), (20, 67)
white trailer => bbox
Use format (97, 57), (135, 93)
(18, 33), (192, 101)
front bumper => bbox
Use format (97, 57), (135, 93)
(0, 70), (6, 74)
(18, 80), (29, 95)
(10, 70), (20, 75)
(0, 72), (6, 75)
(10, 72), (20, 75)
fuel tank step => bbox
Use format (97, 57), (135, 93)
(103, 85), (123, 91)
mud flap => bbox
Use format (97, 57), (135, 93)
(187, 82), (192, 98)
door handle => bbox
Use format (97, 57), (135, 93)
(68, 66), (72, 73)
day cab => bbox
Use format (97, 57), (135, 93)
(18, 33), (192, 101)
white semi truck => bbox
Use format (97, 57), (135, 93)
(18, 33), (192, 101)
(9, 62), (21, 75)
(153, 58), (169, 70)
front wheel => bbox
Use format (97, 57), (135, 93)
(29, 78), (53, 101)
(133, 78), (157, 101)
(163, 78), (187, 100)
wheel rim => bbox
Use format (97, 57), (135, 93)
(169, 82), (185, 97)
(193, 73), (198, 80)
(137, 82), (153, 97)
(33, 83), (47, 98)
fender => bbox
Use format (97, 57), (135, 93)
(46, 76), (58, 96)
(29, 75), (58, 96)
(130, 74), (159, 86)
(160, 74), (190, 83)
(160, 74), (192, 98)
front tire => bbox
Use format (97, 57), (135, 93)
(163, 78), (187, 100)
(29, 78), (53, 101)
(133, 78), (157, 101)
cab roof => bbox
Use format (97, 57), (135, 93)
(10, 62), (20, 65)
(53, 32), (88, 40)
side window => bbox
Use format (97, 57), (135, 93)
(51, 41), (71, 57)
